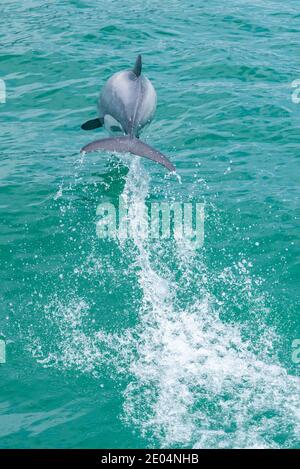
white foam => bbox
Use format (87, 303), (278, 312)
(119, 159), (300, 449)
(30, 157), (300, 448)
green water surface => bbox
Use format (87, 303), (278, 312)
(0, 0), (300, 449)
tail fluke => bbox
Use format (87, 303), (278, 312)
(81, 136), (175, 172)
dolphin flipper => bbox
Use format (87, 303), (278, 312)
(81, 136), (175, 172)
(81, 118), (104, 130)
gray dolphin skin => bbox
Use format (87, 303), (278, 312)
(81, 55), (175, 172)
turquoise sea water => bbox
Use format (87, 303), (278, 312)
(1, 0), (300, 449)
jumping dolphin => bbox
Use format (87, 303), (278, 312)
(81, 55), (175, 172)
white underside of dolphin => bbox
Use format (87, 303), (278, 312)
(81, 55), (176, 172)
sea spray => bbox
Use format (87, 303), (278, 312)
(28, 157), (300, 449)
(118, 160), (300, 449)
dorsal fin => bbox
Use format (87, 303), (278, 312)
(132, 55), (142, 77)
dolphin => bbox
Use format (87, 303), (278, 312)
(81, 55), (175, 172)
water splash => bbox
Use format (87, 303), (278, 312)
(118, 159), (300, 448)
(29, 156), (300, 448)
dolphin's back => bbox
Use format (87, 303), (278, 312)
(98, 70), (156, 137)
